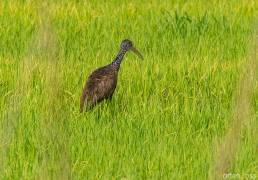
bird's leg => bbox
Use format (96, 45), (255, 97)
(107, 94), (114, 101)
(107, 96), (112, 101)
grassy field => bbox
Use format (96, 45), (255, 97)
(0, 0), (257, 179)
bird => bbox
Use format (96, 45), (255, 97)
(80, 39), (143, 112)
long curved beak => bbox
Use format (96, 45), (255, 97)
(130, 46), (144, 60)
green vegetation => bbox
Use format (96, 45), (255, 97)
(0, 1), (257, 179)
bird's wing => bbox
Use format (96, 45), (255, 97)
(89, 71), (117, 100)
(80, 67), (117, 112)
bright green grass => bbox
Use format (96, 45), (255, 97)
(0, 1), (257, 179)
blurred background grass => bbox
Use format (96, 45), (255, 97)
(0, 0), (257, 179)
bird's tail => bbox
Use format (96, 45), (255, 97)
(80, 89), (87, 113)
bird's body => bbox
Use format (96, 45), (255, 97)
(80, 39), (143, 112)
(80, 65), (118, 112)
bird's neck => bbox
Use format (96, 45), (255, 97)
(111, 48), (127, 70)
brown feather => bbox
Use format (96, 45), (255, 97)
(80, 65), (118, 112)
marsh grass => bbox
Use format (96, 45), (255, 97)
(209, 29), (258, 180)
(0, 1), (257, 179)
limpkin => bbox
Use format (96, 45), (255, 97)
(80, 39), (143, 112)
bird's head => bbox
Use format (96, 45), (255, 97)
(120, 39), (144, 60)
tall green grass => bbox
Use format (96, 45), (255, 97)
(0, 1), (257, 179)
